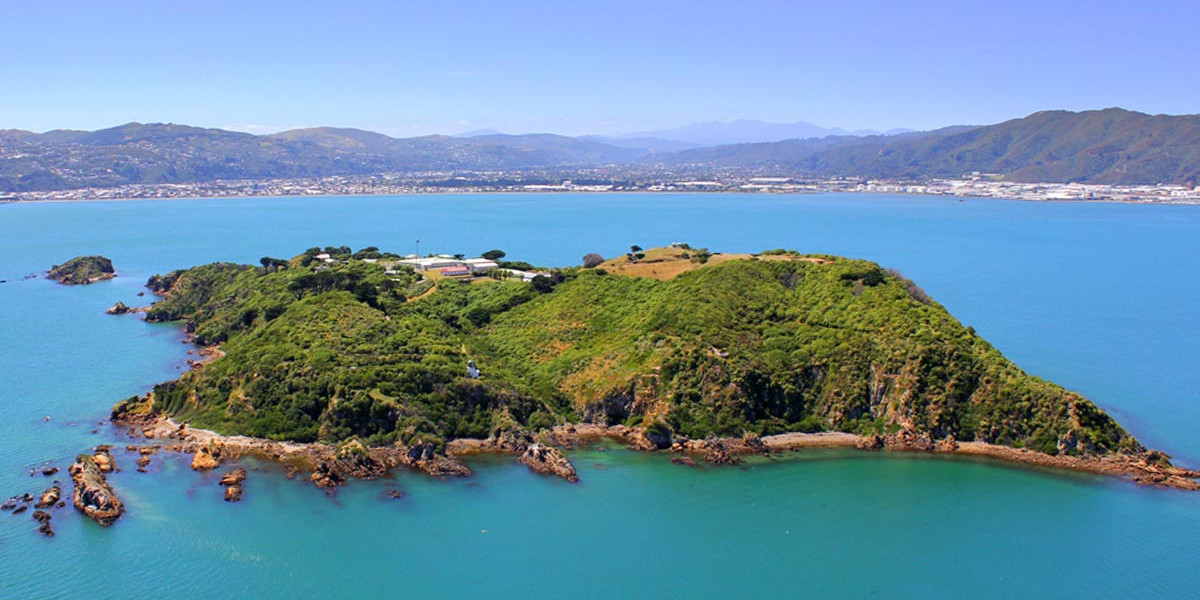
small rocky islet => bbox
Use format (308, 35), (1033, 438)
(47, 255), (115, 285)
(19, 244), (1200, 531)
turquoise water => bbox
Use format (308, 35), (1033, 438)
(1, 193), (1198, 598)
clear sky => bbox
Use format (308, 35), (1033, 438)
(2, 0), (1198, 136)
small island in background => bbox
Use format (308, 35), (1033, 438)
(80, 242), (1194, 518)
(47, 255), (115, 285)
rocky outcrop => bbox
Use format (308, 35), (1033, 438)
(886, 429), (935, 451)
(219, 467), (246, 502)
(92, 446), (116, 473)
(135, 446), (157, 472)
(35, 485), (61, 509)
(191, 442), (220, 471)
(69, 455), (124, 526)
(401, 442), (473, 477)
(697, 438), (742, 465)
(33, 510), (54, 537)
(629, 423), (674, 451)
(494, 427), (535, 453)
(936, 435), (959, 452)
(47, 255), (115, 285)
(518, 443), (578, 482)
(107, 301), (131, 315)
(742, 433), (769, 455)
(309, 461), (347, 489)
(856, 434), (885, 450)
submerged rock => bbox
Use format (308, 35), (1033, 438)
(69, 455), (124, 526)
(33, 510), (54, 537)
(518, 443), (579, 482)
(670, 456), (698, 467)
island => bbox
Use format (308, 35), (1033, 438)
(103, 244), (1198, 500)
(47, 255), (115, 285)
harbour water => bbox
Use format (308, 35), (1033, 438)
(1, 193), (1198, 598)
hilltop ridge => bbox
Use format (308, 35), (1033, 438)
(121, 245), (1143, 458)
(4, 109), (1200, 193)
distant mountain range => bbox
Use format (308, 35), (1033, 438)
(1, 108), (1197, 191)
(659, 108), (1200, 186)
(609, 119), (911, 146)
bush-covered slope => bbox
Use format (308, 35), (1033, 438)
(48, 255), (115, 284)
(138, 247), (1140, 457)
(658, 108), (1200, 185)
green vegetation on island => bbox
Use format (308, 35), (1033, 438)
(131, 246), (1140, 458)
(48, 255), (115, 285)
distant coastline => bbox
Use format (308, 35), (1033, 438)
(4, 175), (1199, 205)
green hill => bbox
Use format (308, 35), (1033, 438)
(659, 108), (1200, 185)
(129, 246), (1139, 459)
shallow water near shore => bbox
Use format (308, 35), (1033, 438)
(2, 193), (1199, 598)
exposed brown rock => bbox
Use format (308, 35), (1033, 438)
(191, 443), (220, 471)
(699, 438), (742, 465)
(629, 424), (673, 451)
(936, 435), (960, 452)
(886, 428), (934, 451)
(309, 461), (347, 489)
(69, 455), (124, 526)
(33, 510), (54, 537)
(106, 301), (131, 315)
(92, 446), (116, 473)
(856, 434), (885, 450)
(41, 467), (59, 476)
(35, 486), (61, 509)
(401, 442), (473, 477)
(518, 443), (578, 482)
(743, 433), (769, 455)
(219, 467), (247, 502)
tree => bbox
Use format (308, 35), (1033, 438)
(453, 253), (465, 260)
(582, 253), (605, 268)
(482, 249), (506, 260)
(260, 256), (287, 273)
(630, 245), (642, 253)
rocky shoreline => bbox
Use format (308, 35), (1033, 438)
(13, 404), (1193, 531)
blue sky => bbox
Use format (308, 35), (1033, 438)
(2, 0), (1197, 136)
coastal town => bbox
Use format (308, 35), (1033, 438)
(4, 168), (1199, 204)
